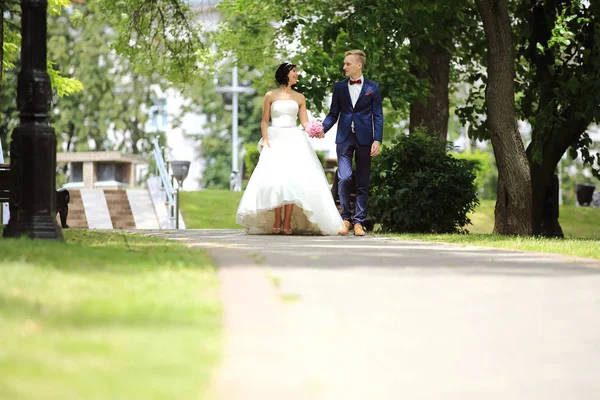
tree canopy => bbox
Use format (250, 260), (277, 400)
(214, 0), (600, 236)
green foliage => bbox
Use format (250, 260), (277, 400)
(47, 61), (85, 97)
(176, 65), (262, 189)
(0, 69), (18, 155)
(459, 1), (600, 176)
(47, 7), (165, 155)
(453, 149), (497, 200)
(244, 142), (260, 178)
(1, 1), (84, 98)
(86, 0), (210, 85)
(370, 131), (479, 233)
(215, 0), (478, 117)
(315, 150), (327, 168)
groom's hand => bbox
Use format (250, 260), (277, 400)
(370, 141), (381, 157)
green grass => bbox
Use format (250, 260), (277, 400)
(0, 230), (222, 400)
(180, 190), (243, 229)
(389, 233), (600, 260)
(467, 199), (600, 238)
(179, 191), (600, 239)
(177, 190), (600, 258)
(389, 200), (600, 259)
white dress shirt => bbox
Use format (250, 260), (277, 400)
(348, 75), (364, 108)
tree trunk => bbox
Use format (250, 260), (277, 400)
(529, 154), (563, 237)
(527, 118), (590, 237)
(409, 42), (450, 142)
(526, 0), (562, 237)
(476, 0), (532, 235)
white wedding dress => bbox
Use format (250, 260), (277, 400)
(236, 99), (344, 235)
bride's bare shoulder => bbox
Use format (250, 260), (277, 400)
(263, 91), (278, 105)
(292, 91), (306, 104)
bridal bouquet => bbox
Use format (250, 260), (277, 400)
(305, 120), (325, 139)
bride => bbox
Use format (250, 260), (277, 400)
(235, 62), (344, 235)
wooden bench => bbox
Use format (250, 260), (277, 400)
(0, 163), (70, 228)
(0, 163), (10, 203)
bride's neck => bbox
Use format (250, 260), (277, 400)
(279, 84), (293, 93)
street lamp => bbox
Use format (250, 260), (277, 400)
(3, 0), (63, 240)
(171, 161), (190, 229)
(216, 65), (255, 192)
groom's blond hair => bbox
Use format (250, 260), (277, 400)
(345, 50), (366, 67)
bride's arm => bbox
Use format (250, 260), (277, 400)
(298, 95), (309, 128)
(261, 93), (272, 146)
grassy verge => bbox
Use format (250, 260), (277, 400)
(179, 192), (600, 239)
(467, 200), (600, 238)
(390, 200), (600, 259)
(180, 190), (243, 229)
(0, 230), (221, 400)
(388, 233), (600, 260)
(177, 189), (600, 258)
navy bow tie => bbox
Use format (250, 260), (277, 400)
(349, 79), (362, 85)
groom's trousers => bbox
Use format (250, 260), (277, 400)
(336, 130), (372, 225)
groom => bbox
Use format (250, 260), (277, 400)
(323, 50), (384, 236)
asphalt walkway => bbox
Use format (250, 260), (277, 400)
(147, 229), (600, 400)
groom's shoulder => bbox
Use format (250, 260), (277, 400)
(334, 79), (347, 87)
(365, 78), (380, 87)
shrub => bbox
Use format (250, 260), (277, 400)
(370, 132), (480, 233)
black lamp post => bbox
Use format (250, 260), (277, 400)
(3, 0), (63, 240)
(171, 161), (190, 229)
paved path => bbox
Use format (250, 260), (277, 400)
(147, 229), (600, 400)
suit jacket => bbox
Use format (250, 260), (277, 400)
(323, 78), (384, 145)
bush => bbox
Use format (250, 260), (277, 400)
(370, 132), (480, 233)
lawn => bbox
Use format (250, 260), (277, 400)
(467, 199), (600, 238)
(0, 230), (222, 400)
(390, 200), (600, 260)
(389, 233), (600, 260)
(180, 190), (243, 229)
(178, 190), (600, 258)
(179, 191), (600, 239)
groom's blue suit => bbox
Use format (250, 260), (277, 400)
(323, 77), (384, 226)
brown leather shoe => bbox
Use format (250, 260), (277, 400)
(339, 220), (352, 235)
(354, 223), (366, 236)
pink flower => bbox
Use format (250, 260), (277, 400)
(306, 120), (325, 139)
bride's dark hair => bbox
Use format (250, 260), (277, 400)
(275, 62), (296, 86)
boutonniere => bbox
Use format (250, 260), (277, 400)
(365, 90), (373, 96)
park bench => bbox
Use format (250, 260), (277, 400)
(0, 163), (70, 229)
(0, 163), (9, 204)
